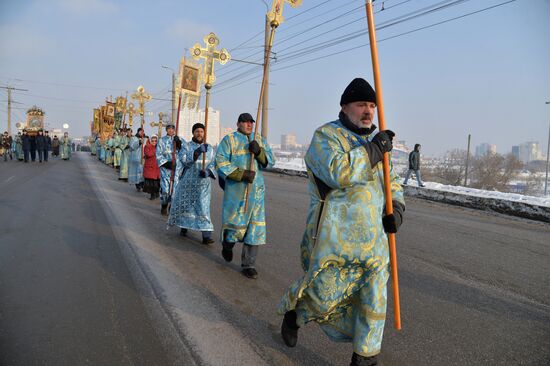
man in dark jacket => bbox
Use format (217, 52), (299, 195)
(403, 143), (425, 187)
(36, 130), (47, 163)
(52, 135), (60, 157)
(44, 131), (52, 162)
(22, 131), (31, 163)
(2, 132), (13, 161)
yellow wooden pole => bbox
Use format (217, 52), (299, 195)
(244, 26), (276, 213)
(365, 0), (401, 330)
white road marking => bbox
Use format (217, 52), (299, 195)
(5, 176), (15, 183)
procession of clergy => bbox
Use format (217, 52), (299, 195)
(88, 78), (404, 366)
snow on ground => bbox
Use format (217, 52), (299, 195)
(273, 158), (550, 208)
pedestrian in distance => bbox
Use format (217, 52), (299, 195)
(2, 131), (13, 161)
(60, 132), (72, 160)
(15, 132), (23, 161)
(51, 135), (60, 157)
(278, 78), (405, 366)
(403, 143), (425, 187)
(215, 112), (275, 279)
(22, 130), (31, 163)
(44, 131), (51, 162)
(35, 130), (47, 163)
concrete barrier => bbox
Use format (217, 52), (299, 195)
(267, 168), (550, 223)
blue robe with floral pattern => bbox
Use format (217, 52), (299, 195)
(215, 131), (274, 245)
(156, 135), (180, 205)
(127, 136), (144, 184)
(278, 119), (405, 358)
(168, 141), (216, 231)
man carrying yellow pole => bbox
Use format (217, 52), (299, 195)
(278, 77), (405, 365)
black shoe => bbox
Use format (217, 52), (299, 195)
(202, 237), (214, 245)
(350, 353), (378, 366)
(149, 193), (155, 200)
(281, 310), (299, 347)
(161, 204), (168, 216)
(419, 184), (426, 187)
(242, 268), (258, 279)
(180, 228), (188, 236)
(221, 247), (233, 262)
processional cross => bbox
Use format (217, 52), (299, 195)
(191, 33), (231, 88)
(267, 0), (302, 27)
(131, 85), (152, 128)
(150, 112), (164, 138)
(126, 103), (136, 127)
(190, 32), (231, 170)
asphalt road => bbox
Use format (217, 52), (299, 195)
(1, 152), (549, 366)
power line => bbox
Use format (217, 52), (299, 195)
(215, 0), (471, 91)
(214, 0), (516, 94)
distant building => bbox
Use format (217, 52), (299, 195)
(511, 145), (520, 160)
(518, 141), (541, 163)
(281, 134), (297, 150)
(475, 143), (496, 157)
(178, 106), (220, 146)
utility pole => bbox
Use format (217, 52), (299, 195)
(1, 85), (28, 135)
(464, 133), (471, 186)
(545, 101), (550, 195)
(261, 13), (270, 139)
(161, 66), (176, 124)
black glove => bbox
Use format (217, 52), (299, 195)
(162, 161), (173, 170)
(363, 130), (395, 168)
(174, 136), (182, 150)
(372, 130), (395, 153)
(248, 140), (261, 155)
(193, 144), (208, 161)
(199, 170), (208, 178)
(382, 201), (404, 233)
(242, 170), (256, 183)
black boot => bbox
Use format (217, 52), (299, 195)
(180, 228), (188, 236)
(281, 310), (299, 347)
(221, 242), (233, 262)
(350, 353), (378, 366)
(161, 204), (168, 216)
(149, 193), (155, 200)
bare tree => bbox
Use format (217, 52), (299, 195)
(470, 153), (522, 191)
(430, 149), (466, 185)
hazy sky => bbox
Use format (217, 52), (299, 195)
(1, 0), (549, 156)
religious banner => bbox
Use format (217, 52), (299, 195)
(105, 101), (116, 119)
(93, 108), (100, 134)
(115, 96), (127, 113)
(176, 57), (202, 110)
(100, 105), (114, 142)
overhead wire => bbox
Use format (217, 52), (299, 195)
(213, 0), (517, 94)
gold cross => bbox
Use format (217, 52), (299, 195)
(150, 112), (164, 138)
(191, 33), (231, 88)
(267, 0), (302, 27)
(131, 85), (152, 115)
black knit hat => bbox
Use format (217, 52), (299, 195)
(165, 123), (175, 130)
(237, 112), (255, 123)
(192, 123), (205, 133)
(340, 78), (376, 106)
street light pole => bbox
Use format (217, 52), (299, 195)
(544, 101), (550, 195)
